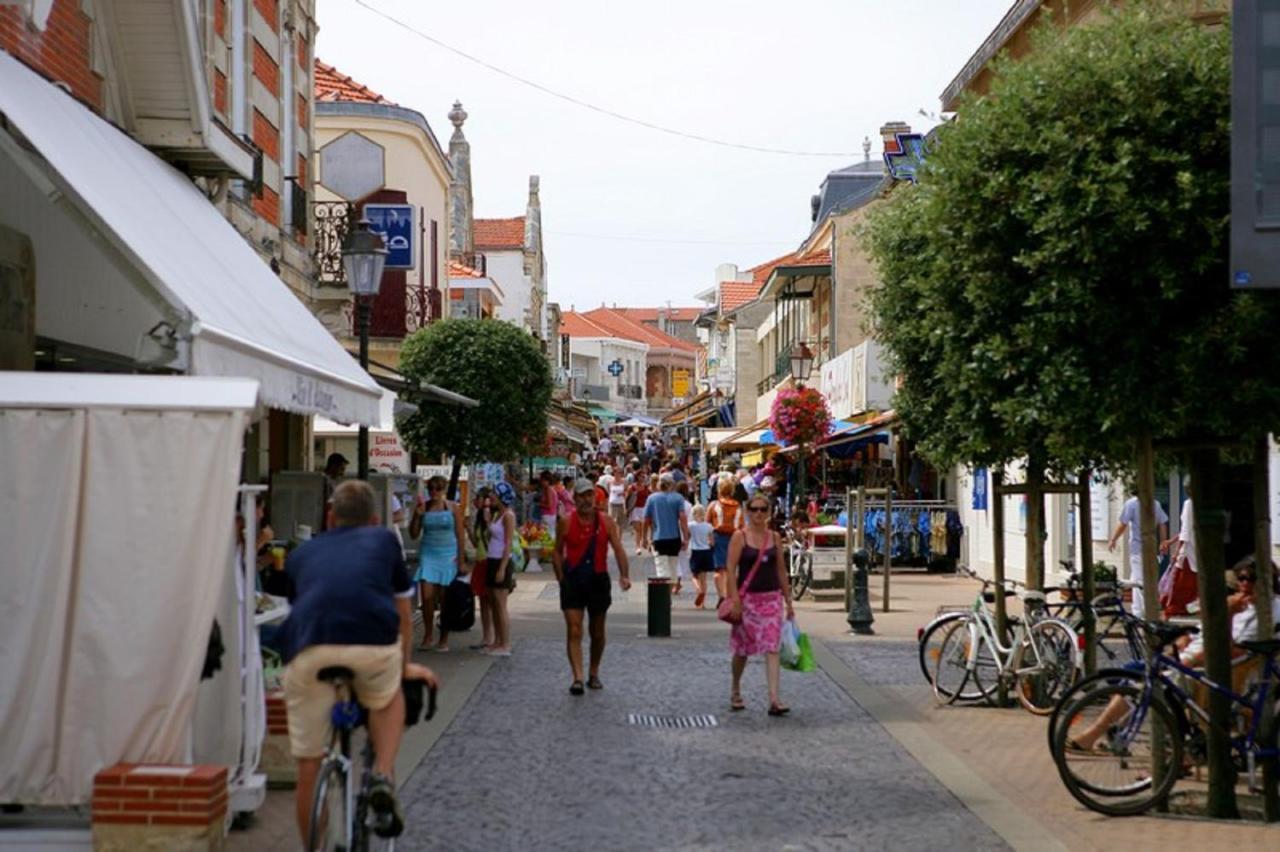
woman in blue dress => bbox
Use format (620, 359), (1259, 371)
(409, 475), (466, 651)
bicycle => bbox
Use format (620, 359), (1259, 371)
(918, 608), (988, 702)
(785, 529), (814, 600)
(308, 667), (438, 852)
(1047, 560), (1140, 668)
(1050, 621), (1280, 816)
(932, 566), (1081, 714)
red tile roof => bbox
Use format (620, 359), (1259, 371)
(448, 260), (484, 279)
(719, 280), (763, 312)
(747, 250), (802, 286)
(581, 308), (698, 352)
(614, 307), (703, 323)
(474, 217), (526, 250)
(793, 247), (831, 266)
(560, 312), (615, 338)
(315, 59), (395, 105)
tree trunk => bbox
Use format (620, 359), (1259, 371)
(1187, 446), (1239, 820)
(447, 457), (463, 502)
(1078, 469), (1096, 676)
(1136, 434), (1169, 811)
(1025, 456), (1046, 592)
(1253, 436), (1278, 821)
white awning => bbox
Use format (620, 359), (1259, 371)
(0, 52), (380, 426)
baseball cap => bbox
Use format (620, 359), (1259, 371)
(573, 478), (596, 495)
(325, 452), (349, 468)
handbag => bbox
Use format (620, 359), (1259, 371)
(717, 537), (768, 625)
(1159, 555), (1198, 617)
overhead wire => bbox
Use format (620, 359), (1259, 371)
(348, 0), (861, 158)
(547, 230), (797, 247)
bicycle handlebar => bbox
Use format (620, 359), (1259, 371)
(957, 564), (1025, 590)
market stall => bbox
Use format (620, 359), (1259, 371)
(0, 374), (263, 825)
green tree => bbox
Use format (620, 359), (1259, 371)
(866, 4), (1280, 817)
(397, 319), (553, 496)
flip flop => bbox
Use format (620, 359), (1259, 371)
(730, 695), (745, 711)
(569, 680), (585, 696)
(1064, 737), (1103, 754)
(587, 676), (603, 690)
(768, 703), (791, 717)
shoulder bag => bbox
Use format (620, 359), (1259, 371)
(718, 536), (767, 625)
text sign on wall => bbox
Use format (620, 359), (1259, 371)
(1090, 476), (1111, 541)
(369, 431), (409, 473)
(821, 348), (854, 421)
(364, 204), (415, 269)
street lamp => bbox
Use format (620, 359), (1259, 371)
(343, 217), (388, 480)
(790, 342), (816, 507)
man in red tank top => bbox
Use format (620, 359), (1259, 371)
(553, 479), (632, 695)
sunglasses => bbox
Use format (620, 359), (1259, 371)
(1238, 574), (1256, 583)
(747, 505), (770, 514)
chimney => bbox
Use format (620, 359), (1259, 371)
(880, 121), (912, 156)
(524, 175), (542, 268)
(447, 101), (473, 259)
(810, 194), (821, 222)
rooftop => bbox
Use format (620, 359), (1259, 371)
(315, 59), (395, 105)
(474, 217), (526, 250)
(614, 307), (703, 323)
(718, 280), (763, 313)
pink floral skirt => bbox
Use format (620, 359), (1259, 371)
(730, 591), (784, 657)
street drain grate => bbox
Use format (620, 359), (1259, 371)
(627, 713), (718, 729)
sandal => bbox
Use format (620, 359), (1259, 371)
(587, 676), (603, 690)
(730, 694), (745, 711)
(1064, 737), (1103, 754)
(569, 680), (585, 696)
(768, 703), (791, 717)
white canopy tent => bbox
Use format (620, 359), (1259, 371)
(0, 52), (380, 426)
(0, 374), (258, 810)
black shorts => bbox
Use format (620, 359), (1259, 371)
(690, 549), (715, 573)
(560, 569), (612, 615)
(653, 538), (682, 557)
(486, 557), (516, 591)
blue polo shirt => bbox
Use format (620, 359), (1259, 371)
(644, 491), (687, 542)
(279, 525), (412, 662)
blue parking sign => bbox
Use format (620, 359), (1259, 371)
(364, 204), (415, 269)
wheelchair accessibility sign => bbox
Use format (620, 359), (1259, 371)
(364, 204), (415, 269)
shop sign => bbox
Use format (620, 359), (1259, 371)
(851, 340), (893, 416)
(972, 467), (988, 511)
(672, 367), (691, 398)
(369, 431), (409, 473)
(1089, 475), (1111, 541)
(820, 348), (854, 421)
(363, 204), (415, 270)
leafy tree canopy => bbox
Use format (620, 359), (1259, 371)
(396, 319), (553, 464)
(865, 4), (1280, 474)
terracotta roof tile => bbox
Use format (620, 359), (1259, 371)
(582, 308), (698, 352)
(560, 312), (616, 338)
(746, 250), (801, 286)
(719, 280), (763, 312)
(448, 260), (483, 279)
(474, 217), (525, 249)
(614, 307), (703, 323)
(314, 59), (395, 105)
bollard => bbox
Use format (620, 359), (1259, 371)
(847, 547), (875, 634)
(647, 578), (672, 637)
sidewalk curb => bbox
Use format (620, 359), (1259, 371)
(812, 638), (1065, 852)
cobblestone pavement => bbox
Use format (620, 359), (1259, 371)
(395, 634), (1007, 851)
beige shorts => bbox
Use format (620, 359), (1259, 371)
(283, 643), (403, 758)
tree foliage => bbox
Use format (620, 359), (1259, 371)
(864, 5), (1280, 474)
(396, 319), (553, 465)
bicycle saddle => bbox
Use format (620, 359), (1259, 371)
(317, 666), (355, 683)
(982, 589), (1017, 603)
(1020, 590), (1047, 605)
(1145, 621), (1198, 646)
(1237, 638), (1280, 656)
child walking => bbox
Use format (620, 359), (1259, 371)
(688, 504), (716, 609)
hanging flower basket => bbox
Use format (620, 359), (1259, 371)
(769, 386), (832, 448)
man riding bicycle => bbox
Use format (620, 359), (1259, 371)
(280, 480), (438, 843)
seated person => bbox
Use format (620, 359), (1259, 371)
(1067, 557), (1279, 751)
(279, 480), (437, 843)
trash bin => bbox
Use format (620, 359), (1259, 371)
(647, 578), (671, 637)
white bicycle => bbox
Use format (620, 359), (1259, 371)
(932, 567), (1081, 715)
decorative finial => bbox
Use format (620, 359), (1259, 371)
(449, 100), (467, 129)
(863, 136), (871, 163)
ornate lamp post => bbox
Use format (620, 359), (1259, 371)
(343, 218), (387, 480)
(789, 342), (815, 504)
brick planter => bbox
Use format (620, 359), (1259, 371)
(92, 763), (227, 851)
(261, 689), (297, 787)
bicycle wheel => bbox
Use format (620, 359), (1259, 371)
(308, 759), (350, 852)
(1013, 620), (1080, 715)
(931, 619), (978, 705)
(1046, 668), (1144, 753)
(917, 612), (963, 685)
(967, 629), (1005, 704)
(1051, 682), (1183, 816)
(791, 551), (813, 600)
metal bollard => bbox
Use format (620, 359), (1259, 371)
(846, 547), (875, 634)
(647, 578), (672, 637)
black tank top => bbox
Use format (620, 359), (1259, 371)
(737, 538), (780, 593)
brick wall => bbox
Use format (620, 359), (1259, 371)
(0, 0), (102, 112)
(92, 764), (228, 828)
(252, 108), (279, 162)
(213, 69), (228, 114)
(213, 0), (226, 39)
(265, 691), (289, 736)
(296, 91), (307, 128)
(253, 0), (278, 31)
(252, 185), (281, 227)
(252, 38), (279, 96)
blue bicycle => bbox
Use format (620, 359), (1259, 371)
(307, 667), (437, 851)
(1050, 620), (1280, 816)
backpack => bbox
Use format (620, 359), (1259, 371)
(712, 499), (740, 534)
(439, 577), (475, 632)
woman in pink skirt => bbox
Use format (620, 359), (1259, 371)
(726, 493), (794, 716)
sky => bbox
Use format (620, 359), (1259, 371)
(316, 0), (1014, 311)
